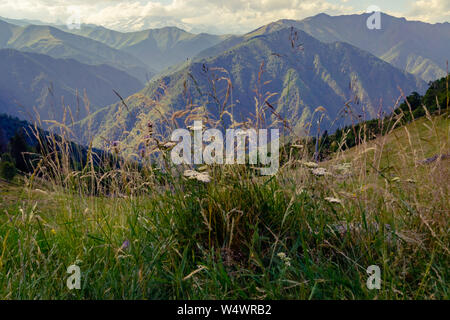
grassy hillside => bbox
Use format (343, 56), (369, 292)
(0, 111), (447, 300)
(312, 76), (449, 160)
(0, 75), (448, 299)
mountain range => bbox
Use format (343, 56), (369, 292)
(0, 49), (142, 124)
(0, 20), (152, 83)
(1, 17), (230, 74)
(198, 13), (450, 82)
(64, 25), (229, 73)
(0, 12), (448, 153)
(80, 27), (427, 152)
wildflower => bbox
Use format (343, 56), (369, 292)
(183, 170), (211, 183)
(325, 197), (342, 204)
(277, 252), (291, 267)
(311, 167), (330, 176)
(277, 252), (286, 259)
(302, 161), (319, 168)
(183, 170), (198, 178)
(120, 240), (130, 250)
(51, 228), (56, 235)
(195, 173), (211, 183)
(160, 141), (177, 150)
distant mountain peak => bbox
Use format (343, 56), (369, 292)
(203, 13), (448, 83)
(312, 12), (331, 18)
(61, 23), (227, 73)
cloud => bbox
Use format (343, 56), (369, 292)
(0, 0), (355, 33)
(81, 0), (356, 33)
(0, 0), (448, 34)
(407, 0), (450, 23)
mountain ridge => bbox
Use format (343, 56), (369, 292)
(0, 20), (154, 83)
(197, 12), (450, 82)
(0, 48), (143, 126)
(81, 27), (426, 153)
(62, 24), (230, 73)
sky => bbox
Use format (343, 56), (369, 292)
(0, 0), (449, 34)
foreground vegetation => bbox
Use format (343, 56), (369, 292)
(0, 74), (448, 300)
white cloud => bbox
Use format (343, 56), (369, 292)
(0, 0), (448, 34)
(0, 0), (355, 33)
(407, 0), (450, 23)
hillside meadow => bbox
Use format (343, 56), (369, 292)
(0, 108), (447, 299)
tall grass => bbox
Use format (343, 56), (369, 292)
(0, 67), (448, 300)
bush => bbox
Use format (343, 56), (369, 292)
(1, 153), (13, 163)
(0, 160), (16, 181)
(9, 130), (29, 172)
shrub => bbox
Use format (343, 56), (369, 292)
(0, 160), (16, 181)
(1, 152), (13, 163)
(9, 130), (29, 172)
